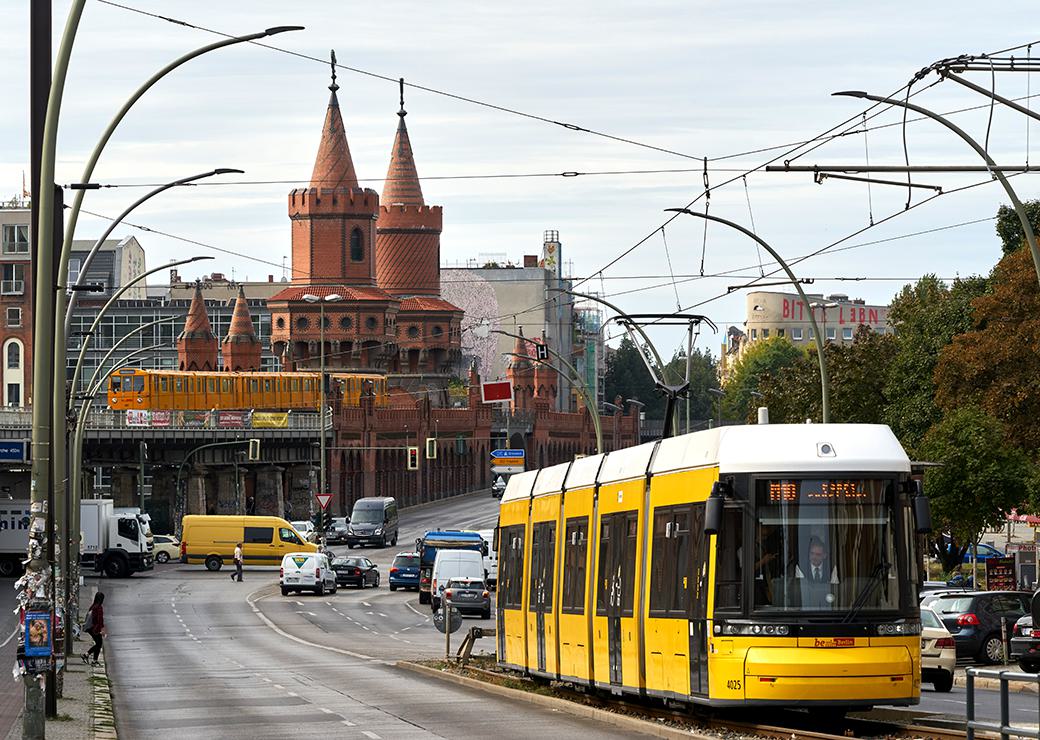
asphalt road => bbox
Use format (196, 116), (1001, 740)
(90, 490), (1037, 737)
(102, 491), (636, 739)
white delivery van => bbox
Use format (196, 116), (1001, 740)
(280, 551), (337, 596)
(476, 529), (498, 589)
(431, 549), (484, 612)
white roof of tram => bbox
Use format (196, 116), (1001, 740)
(651, 423), (910, 475)
(498, 424), (910, 505)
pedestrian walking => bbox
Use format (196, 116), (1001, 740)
(232, 542), (243, 582)
(81, 592), (106, 666)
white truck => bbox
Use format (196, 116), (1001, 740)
(0, 500), (154, 579)
(82, 499), (153, 577)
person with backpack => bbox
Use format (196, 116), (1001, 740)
(81, 592), (105, 666)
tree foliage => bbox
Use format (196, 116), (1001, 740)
(918, 405), (1037, 571)
(882, 274), (988, 456)
(759, 327), (897, 424)
(996, 199), (1040, 256)
(604, 336), (718, 422)
(721, 337), (804, 422)
(935, 247), (1040, 451)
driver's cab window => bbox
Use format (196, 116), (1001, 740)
(117, 518), (139, 542)
(279, 527), (302, 545)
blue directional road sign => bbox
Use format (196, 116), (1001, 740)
(491, 449), (524, 458)
(0, 440), (27, 463)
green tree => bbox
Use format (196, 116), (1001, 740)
(883, 274), (988, 456)
(995, 199), (1040, 256)
(918, 405), (1036, 572)
(604, 335), (664, 419)
(721, 336), (804, 422)
(760, 327), (897, 424)
(935, 247), (1040, 451)
(662, 346), (719, 428)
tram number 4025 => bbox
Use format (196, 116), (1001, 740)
(726, 680), (742, 691)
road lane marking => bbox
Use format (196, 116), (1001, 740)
(378, 613), (387, 618)
(319, 708), (334, 714)
(287, 691), (298, 697)
(341, 720), (356, 727)
(404, 601), (428, 618)
(274, 684), (284, 690)
(361, 731), (381, 739)
(0, 627), (18, 649)
(296, 611), (317, 616)
(362, 602), (371, 607)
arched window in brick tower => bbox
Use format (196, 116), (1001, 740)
(350, 228), (364, 262)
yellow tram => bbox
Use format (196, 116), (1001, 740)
(497, 423), (928, 710)
(107, 368), (388, 411)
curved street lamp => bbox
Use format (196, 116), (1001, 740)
(302, 293), (342, 530)
(666, 208), (831, 423)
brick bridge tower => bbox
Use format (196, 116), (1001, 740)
(222, 286), (262, 371)
(177, 283), (217, 371)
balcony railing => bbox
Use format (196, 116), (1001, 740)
(0, 406), (328, 432)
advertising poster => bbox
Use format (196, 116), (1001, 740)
(985, 556), (1015, 591)
(218, 411), (247, 428)
(24, 611), (51, 657)
(125, 410), (150, 427)
(252, 412), (289, 428)
(151, 410), (172, 428)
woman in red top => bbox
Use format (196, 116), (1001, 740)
(81, 592), (105, 666)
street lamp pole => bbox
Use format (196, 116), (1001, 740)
(667, 208), (831, 423)
(302, 294), (342, 546)
(708, 388), (724, 428)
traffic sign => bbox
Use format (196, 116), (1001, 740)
(314, 493), (333, 511)
(535, 343), (548, 361)
(434, 607), (463, 634)
(492, 465), (524, 475)
(481, 380), (513, 404)
(491, 449), (524, 458)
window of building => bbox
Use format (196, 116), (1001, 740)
(365, 316), (377, 330)
(275, 317), (285, 329)
(1, 224), (28, 255)
(350, 228), (364, 262)
(808, 328), (814, 339)
(6, 343), (19, 369)
(407, 326), (419, 339)
(842, 327), (854, 340)
(826, 327), (836, 341)
(2, 264), (25, 295)
(296, 317), (309, 330)
(761, 328), (770, 339)
(431, 326), (443, 338)
(750, 328), (757, 340)
(6, 308), (20, 327)
(68, 257), (81, 287)
(791, 328), (803, 341)
(776, 328), (785, 338)
(6, 384), (19, 407)
(340, 316), (352, 330)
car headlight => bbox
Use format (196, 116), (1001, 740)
(374, 527), (383, 535)
(712, 621), (791, 637)
(876, 621), (921, 636)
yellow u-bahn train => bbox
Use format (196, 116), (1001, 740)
(497, 423), (929, 711)
(107, 368), (389, 411)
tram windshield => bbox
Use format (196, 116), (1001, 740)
(752, 478), (901, 614)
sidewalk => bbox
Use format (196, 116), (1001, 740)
(2, 601), (117, 740)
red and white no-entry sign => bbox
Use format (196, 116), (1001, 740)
(314, 493), (333, 510)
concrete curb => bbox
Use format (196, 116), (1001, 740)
(88, 661), (118, 740)
(954, 670), (1038, 695)
(396, 661), (714, 740)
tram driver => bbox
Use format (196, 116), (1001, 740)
(795, 536), (839, 609)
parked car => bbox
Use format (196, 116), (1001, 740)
(280, 551), (337, 596)
(960, 543), (1005, 564)
(442, 578), (491, 619)
(291, 520), (318, 543)
(331, 556), (380, 588)
(152, 534), (180, 564)
(327, 517), (350, 545)
(1011, 615), (1040, 673)
(920, 607), (956, 692)
(345, 497), (399, 548)
(921, 590), (1031, 663)
(388, 552), (421, 591)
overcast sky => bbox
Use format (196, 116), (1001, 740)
(2, 2), (1039, 354)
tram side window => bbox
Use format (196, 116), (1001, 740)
(714, 507), (743, 611)
(596, 518), (611, 615)
(110, 377), (121, 392)
(500, 524), (526, 609)
(528, 522), (556, 611)
(133, 376), (144, 392)
(650, 505), (692, 618)
(561, 517), (588, 614)
(621, 514), (637, 616)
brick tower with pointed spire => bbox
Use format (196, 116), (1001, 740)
(507, 329), (536, 412)
(177, 283), (218, 371)
(376, 79), (443, 296)
(222, 286), (262, 371)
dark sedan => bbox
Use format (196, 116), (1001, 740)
(921, 590), (1031, 663)
(1011, 615), (1040, 672)
(331, 556), (380, 588)
(443, 578), (491, 619)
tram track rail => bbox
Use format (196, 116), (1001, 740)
(453, 663), (974, 740)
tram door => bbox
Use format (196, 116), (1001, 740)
(529, 521), (556, 674)
(599, 511), (637, 687)
(688, 504), (709, 695)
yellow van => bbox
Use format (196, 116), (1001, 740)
(180, 515), (317, 571)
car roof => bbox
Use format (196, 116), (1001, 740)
(394, 551), (419, 557)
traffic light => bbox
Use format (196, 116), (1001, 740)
(407, 446), (419, 470)
(425, 437), (437, 460)
(248, 438), (261, 461)
(321, 510), (331, 531)
(310, 510), (323, 533)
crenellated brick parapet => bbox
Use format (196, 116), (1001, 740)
(288, 187), (380, 218)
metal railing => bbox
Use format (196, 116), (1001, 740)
(0, 406), (328, 431)
(966, 667), (1040, 739)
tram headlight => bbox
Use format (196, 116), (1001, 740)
(876, 622), (921, 636)
(714, 621), (790, 637)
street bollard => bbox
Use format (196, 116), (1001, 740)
(444, 599), (452, 661)
(1000, 617), (1008, 665)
